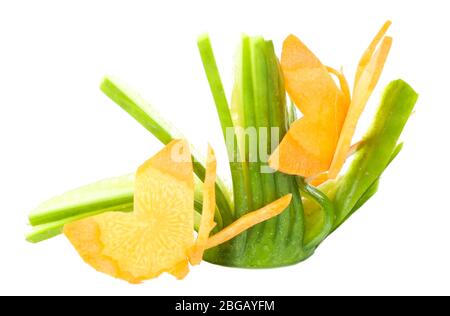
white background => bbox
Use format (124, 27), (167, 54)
(0, 0), (449, 296)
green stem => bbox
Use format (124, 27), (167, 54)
(27, 204), (133, 243)
(198, 34), (255, 264)
(334, 142), (405, 231)
(197, 35), (248, 223)
(334, 80), (418, 227)
(298, 178), (334, 251)
(29, 174), (135, 226)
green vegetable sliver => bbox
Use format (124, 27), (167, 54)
(27, 204), (133, 243)
(29, 174), (135, 226)
(197, 34), (248, 224)
(334, 79), (418, 227)
(337, 142), (404, 228)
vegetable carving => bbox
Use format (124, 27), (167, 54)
(27, 21), (418, 282)
(269, 21), (392, 185)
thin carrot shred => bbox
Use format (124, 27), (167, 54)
(206, 194), (292, 249)
(328, 27), (392, 179)
(189, 145), (217, 265)
(354, 21), (392, 87)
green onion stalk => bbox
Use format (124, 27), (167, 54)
(26, 35), (418, 268)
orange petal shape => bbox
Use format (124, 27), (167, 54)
(64, 140), (195, 283)
(328, 22), (392, 179)
(189, 145), (217, 265)
(269, 35), (350, 177)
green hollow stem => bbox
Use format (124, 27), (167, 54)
(100, 77), (233, 226)
(334, 80), (418, 227)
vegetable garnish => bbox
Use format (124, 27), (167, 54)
(64, 140), (292, 282)
(269, 21), (392, 184)
(27, 22), (418, 274)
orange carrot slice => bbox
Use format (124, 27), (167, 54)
(269, 35), (350, 177)
(206, 194), (292, 249)
(189, 145), (217, 265)
(328, 23), (392, 179)
(64, 140), (194, 283)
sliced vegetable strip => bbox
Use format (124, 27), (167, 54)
(334, 80), (418, 226)
(328, 23), (392, 179)
(354, 21), (392, 86)
(189, 146), (217, 265)
(206, 194), (293, 249)
(29, 174), (134, 226)
(27, 204), (133, 243)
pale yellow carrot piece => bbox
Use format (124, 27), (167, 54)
(64, 140), (195, 283)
